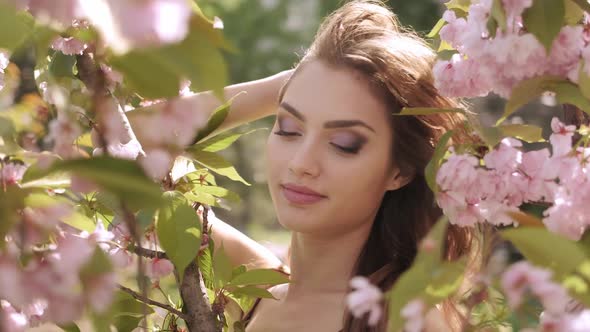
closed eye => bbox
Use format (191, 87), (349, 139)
(273, 130), (300, 137)
(330, 142), (362, 154)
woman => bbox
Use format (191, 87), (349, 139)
(175, 1), (480, 331)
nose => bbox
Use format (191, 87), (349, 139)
(288, 139), (321, 179)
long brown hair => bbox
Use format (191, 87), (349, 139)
(279, 1), (483, 331)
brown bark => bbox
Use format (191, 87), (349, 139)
(178, 261), (221, 332)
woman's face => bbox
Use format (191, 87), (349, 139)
(266, 60), (406, 236)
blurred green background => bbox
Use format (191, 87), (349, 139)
(196, 0), (557, 257)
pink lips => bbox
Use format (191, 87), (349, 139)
(281, 183), (327, 205)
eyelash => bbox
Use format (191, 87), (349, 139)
(273, 130), (362, 154)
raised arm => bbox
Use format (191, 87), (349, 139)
(203, 69), (292, 137)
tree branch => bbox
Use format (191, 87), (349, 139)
(117, 284), (187, 320)
(177, 261), (220, 332)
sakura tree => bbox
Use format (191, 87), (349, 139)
(0, 1), (286, 331)
(3, 0), (590, 332)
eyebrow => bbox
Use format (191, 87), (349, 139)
(279, 102), (376, 133)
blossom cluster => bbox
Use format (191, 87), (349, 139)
(437, 117), (590, 240)
(434, 0), (589, 98)
(0, 163), (174, 331)
(502, 261), (590, 332)
(9, 0), (192, 55)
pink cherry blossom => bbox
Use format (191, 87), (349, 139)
(108, 247), (133, 268)
(483, 138), (522, 174)
(51, 36), (88, 55)
(84, 273), (116, 313)
(79, 0), (192, 54)
(540, 310), (590, 332)
(0, 301), (28, 332)
(439, 10), (467, 49)
(501, 261), (570, 314)
(547, 26), (584, 80)
(502, 0), (532, 30)
(112, 222), (132, 246)
(46, 115), (82, 159)
(27, 0), (83, 26)
(400, 299), (425, 332)
(550, 117), (576, 157)
(436, 152), (480, 192)
(0, 50), (9, 91)
(145, 258), (174, 279)
(92, 98), (145, 160)
(0, 257), (26, 307)
(346, 276), (383, 326)
(433, 54), (491, 98)
(0, 161), (27, 185)
(133, 97), (209, 148)
(139, 149), (174, 180)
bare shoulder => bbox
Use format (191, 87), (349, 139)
(424, 307), (453, 332)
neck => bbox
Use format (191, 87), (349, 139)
(285, 222), (373, 299)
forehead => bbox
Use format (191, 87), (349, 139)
(282, 60), (391, 131)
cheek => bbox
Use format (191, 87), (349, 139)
(265, 135), (287, 186)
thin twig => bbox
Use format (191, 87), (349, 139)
(117, 284), (187, 320)
(132, 245), (168, 259)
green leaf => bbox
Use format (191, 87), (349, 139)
(564, 0), (584, 24)
(501, 227), (587, 279)
(192, 94), (235, 144)
(579, 61), (590, 100)
(554, 80), (590, 115)
(437, 39), (454, 52)
(81, 246), (113, 277)
(231, 286), (277, 300)
(21, 161), (70, 189)
(0, 116), (16, 139)
(570, 0), (590, 13)
(36, 156), (163, 209)
(478, 124), (545, 147)
(156, 191), (201, 280)
(425, 130), (453, 192)
(490, 0), (507, 32)
(0, 188), (26, 247)
(191, 150), (250, 186)
(198, 240), (215, 289)
(62, 210), (96, 232)
(136, 208), (156, 231)
(498, 124), (544, 143)
(110, 50), (180, 99)
(49, 52), (76, 78)
(444, 0), (471, 11)
(522, 0), (565, 51)
(192, 185), (240, 203)
(59, 323), (81, 332)
(193, 129), (261, 153)
(159, 21), (228, 97)
(0, 4), (33, 50)
(190, 10), (236, 52)
(110, 15), (230, 99)
(395, 107), (465, 116)
(231, 265), (247, 279)
(111, 291), (155, 332)
(213, 245), (233, 288)
(23, 193), (96, 232)
(184, 191), (220, 207)
(229, 269), (290, 287)
(387, 217), (459, 332)
(498, 75), (565, 125)
(427, 18), (446, 38)
(424, 259), (466, 300)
